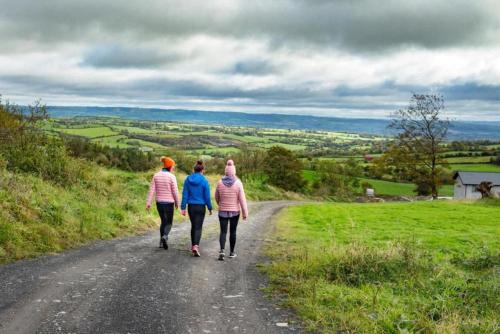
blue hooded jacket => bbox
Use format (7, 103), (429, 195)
(181, 172), (213, 210)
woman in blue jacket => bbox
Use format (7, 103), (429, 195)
(181, 160), (213, 257)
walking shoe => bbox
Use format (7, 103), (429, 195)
(192, 245), (201, 257)
(218, 250), (225, 261)
(161, 236), (168, 250)
(229, 252), (237, 258)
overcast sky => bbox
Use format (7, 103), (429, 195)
(1, 0), (499, 120)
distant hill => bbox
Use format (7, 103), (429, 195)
(47, 106), (500, 140)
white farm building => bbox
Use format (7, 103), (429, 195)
(453, 171), (500, 200)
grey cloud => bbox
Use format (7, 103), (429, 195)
(3, 73), (500, 119)
(0, 0), (498, 52)
(2, 73), (492, 109)
(231, 60), (278, 75)
(441, 83), (500, 101)
(80, 44), (178, 68)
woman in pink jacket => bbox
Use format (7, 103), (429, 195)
(215, 160), (248, 260)
(146, 156), (179, 250)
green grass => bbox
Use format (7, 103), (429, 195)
(448, 163), (500, 172)
(0, 166), (156, 264)
(262, 201), (500, 333)
(91, 135), (132, 148)
(111, 125), (159, 134)
(303, 171), (454, 197)
(359, 178), (454, 197)
(445, 156), (493, 163)
(59, 126), (119, 138)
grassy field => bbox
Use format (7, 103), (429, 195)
(59, 126), (119, 138)
(0, 166), (157, 264)
(449, 163), (500, 173)
(303, 171), (454, 197)
(445, 156), (493, 163)
(262, 201), (500, 333)
(359, 178), (454, 197)
(91, 135), (132, 148)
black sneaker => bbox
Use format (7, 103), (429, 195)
(218, 250), (225, 261)
(161, 237), (168, 250)
(229, 252), (237, 258)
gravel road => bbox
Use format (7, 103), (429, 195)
(0, 201), (303, 334)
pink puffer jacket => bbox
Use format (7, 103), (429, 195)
(215, 178), (248, 218)
(146, 171), (179, 207)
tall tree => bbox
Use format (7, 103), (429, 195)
(389, 94), (450, 199)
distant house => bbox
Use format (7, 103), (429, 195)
(453, 171), (500, 199)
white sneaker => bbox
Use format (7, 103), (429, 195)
(218, 250), (225, 261)
(229, 252), (237, 258)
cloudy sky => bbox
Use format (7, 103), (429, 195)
(1, 0), (500, 120)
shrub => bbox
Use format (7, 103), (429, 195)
(0, 99), (83, 185)
(62, 135), (156, 172)
(263, 146), (306, 192)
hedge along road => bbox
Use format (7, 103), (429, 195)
(0, 201), (303, 334)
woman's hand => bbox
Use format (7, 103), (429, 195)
(146, 204), (151, 211)
(181, 210), (187, 216)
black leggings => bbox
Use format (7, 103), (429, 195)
(188, 204), (206, 246)
(219, 215), (240, 253)
(156, 202), (174, 239)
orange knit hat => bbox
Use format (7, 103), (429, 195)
(160, 156), (175, 169)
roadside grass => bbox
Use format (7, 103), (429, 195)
(262, 201), (500, 333)
(241, 175), (304, 201)
(202, 173), (303, 201)
(0, 166), (157, 264)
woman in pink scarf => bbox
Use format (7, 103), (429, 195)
(214, 160), (248, 260)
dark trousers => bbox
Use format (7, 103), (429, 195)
(156, 202), (174, 239)
(188, 204), (206, 246)
(219, 215), (240, 253)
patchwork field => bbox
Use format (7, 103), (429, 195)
(44, 117), (388, 157)
(44, 117), (499, 198)
(263, 201), (500, 333)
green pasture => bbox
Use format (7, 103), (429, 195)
(262, 201), (500, 333)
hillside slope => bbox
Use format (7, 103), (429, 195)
(0, 165), (156, 264)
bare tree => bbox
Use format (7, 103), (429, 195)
(389, 94), (450, 199)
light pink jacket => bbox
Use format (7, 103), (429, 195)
(147, 171), (179, 207)
(215, 178), (249, 218)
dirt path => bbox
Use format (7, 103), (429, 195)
(0, 201), (303, 334)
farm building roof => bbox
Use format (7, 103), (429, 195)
(453, 171), (500, 185)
